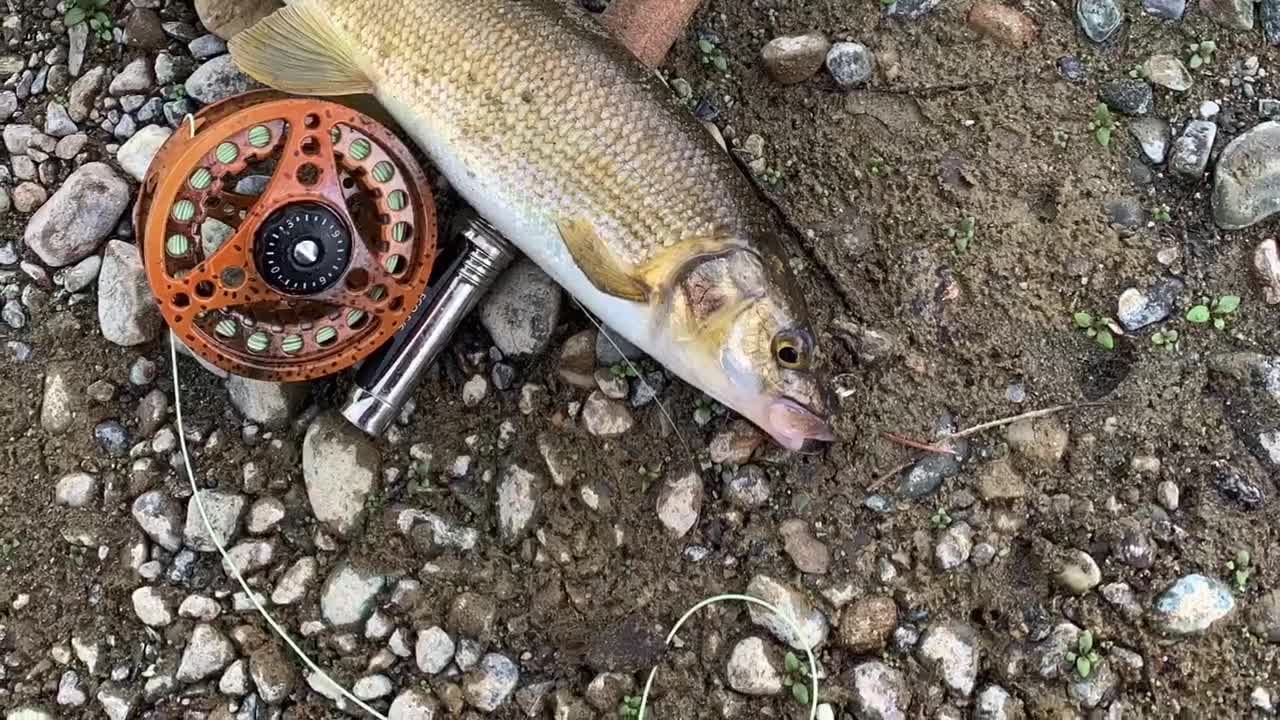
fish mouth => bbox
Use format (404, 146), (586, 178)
(764, 397), (836, 453)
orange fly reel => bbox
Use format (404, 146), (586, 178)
(135, 90), (439, 382)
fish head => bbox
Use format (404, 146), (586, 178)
(669, 247), (836, 453)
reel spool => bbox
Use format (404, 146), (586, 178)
(135, 90), (439, 382)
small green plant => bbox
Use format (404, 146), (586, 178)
(782, 651), (812, 706)
(1065, 630), (1103, 679)
(1088, 103), (1115, 148)
(1188, 40), (1217, 69)
(868, 157), (892, 177)
(1127, 63), (1148, 80)
(1053, 128), (1069, 149)
(1226, 549), (1253, 593)
(609, 363), (638, 380)
(693, 396), (725, 426)
(1151, 328), (1180, 352)
(881, 0), (896, 6)
(697, 37), (729, 73)
(1073, 312), (1119, 350)
(758, 165), (784, 186)
(1185, 294), (1240, 330)
(930, 506), (952, 529)
(947, 216), (976, 254)
(618, 695), (643, 719)
(1151, 203), (1171, 223)
(64, 0), (114, 42)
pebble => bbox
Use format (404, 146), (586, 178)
(724, 465), (771, 508)
(745, 574), (829, 650)
(838, 595), (898, 653)
(497, 464), (543, 545)
(1170, 120), (1217, 178)
(581, 390), (634, 436)
(94, 420), (130, 456)
(1212, 461), (1265, 509)
(40, 364), (76, 434)
(249, 644), (296, 704)
(55, 472), (97, 508)
(1058, 56), (1087, 83)
(218, 660), (249, 695)
(178, 595), (221, 621)
(708, 420), (765, 465)
(655, 468), (702, 537)
(967, 1), (1037, 46)
(886, 0), (942, 18)
(271, 557), (318, 605)
(246, 497), (285, 534)
(1152, 574), (1236, 636)
(3, 300), (25, 329)
(1143, 0), (1186, 17)
(1056, 549), (1102, 594)
(115, 124), (171, 181)
(1100, 80), (1154, 115)
(23, 163), (129, 267)
(184, 55), (260, 104)
(57, 670), (87, 706)
(1116, 528), (1157, 569)
(1155, 480), (1180, 510)
(189, 34), (227, 58)
(320, 561), (386, 627)
(935, 521), (973, 571)
(1212, 121), (1280, 230)
(44, 102), (77, 137)
(1202, 0), (1255, 29)
(849, 661), (912, 719)
(416, 626), (456, 674)
(593, 368), (629, 400)
(131, 586), (176, 627)
(761, 33), (831, 85)
(183, 490), (245, 552)
(176, 624), (236, 683)
(1200, 100), (1221, 119)
(463, 654), (519, 712)
(62, 254), (101, 293)
(725, 637), (781, 695)
(557, 330), (597, 388)
(131, 490), (184, 551)
(462, 374), (488, 406)
(13, 183), (47, 213)
(1252, 687), (1276, 713)
(389, 688), (440, 719)
(1116, 278), (1182, 330)
(479, 257), (561, 355)
(1077, 0), (1124, 42)
(227, 376), (308, 427)
(1146, 55), (1192, 92)
(95, 686), (135, 720)
(194, 0), (282, 40)
(97, 240), (164, 345)
(825, 42), (874, 87)
(1247, 590), (1280, 642)
(1006, 417), (1068, 466)
(976, 685), (1024, 720)
(595, 325), (644, 364)
(780, 519), (830, 574)
(917, 622), (979, 696)
(1128, 116), (1170, 164)
(108, 58), (154, 96)
(1254, 239), (1280, 304)
(1068, 660), (1118, 709)
(68, 66), (105, 122)
(303, 412), (379, 537)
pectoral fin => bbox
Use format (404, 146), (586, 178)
(227, 0), (374, 96)
(557, 218), (650, 302)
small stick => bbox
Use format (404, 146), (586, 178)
(943, 401), (1118, 441)
(881, 431), (958, 457)
(867, 459), (916, 491)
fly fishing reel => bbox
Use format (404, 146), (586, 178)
(135, 90), (439, 382)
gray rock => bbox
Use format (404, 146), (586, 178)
(1100, 80), (1153, 115)
(183, 490), (246, 551)
(479, 257), (562, 355)
(848, 661), (911, 720)
(1202, 0), (1254, 29)
(354, 674), (393, 700)
(935, 522), (974, 571)
(746, 574), (829, 651)
(1068, 660), (1118, 709)
(13, 183), (48, 213)
(226, 376), (308, 427)
(416, 626), (455, 674)
(1006, 417), (1068, 466)
(97, 239), (163, 345)
(68, 66), (105, 122)
(0, 91), (15, 122)
(1170, 120), (1217, 178)
(463, 654), (519, 712)
(595, 325), (644, 364)
(56, 670), (87, 706)
(1129, 117), (1170, 164)
(975, 685), (1023, 720)
(40, 362), (77, 434)
(108, 58), (154, 96)
(189, 34), (227, 58)
(218, 659), (249, 695)
(131, 586), (177, 627)
(94, 420), (130, 456)
(780, 519), (830, 574)
(194, 0), (281, 40)
(7, 708), (56, 720)
(44, 102), (77, 137)
(123, 7), (167, 49)
(1077, 0), (1123, 41)
(176, 623), (236, 683)
(1145, 55), (1192, 91)
(23, 162), (128, 267)
(1056, 549), (1102, 594)
(1249, 590), (1280, 642)
(389, 688), (440, 719)
(1115, 528), (1157, 569)
(885, 0), (942, 19)
(185, 55), (259, 104)
(55, 132), (88, 160)
(115, 124), (171, 181)
(1213, 121), (1280, 230)
(136, 388), (168, 437)
(246, 497), (285, 534)
(2, 300), (25, 330)
(303, 412), (380, 537)
(496, 464), (544, 545)
(724, 465), (771, 508)
(1152, 574), (1235, 635)
(249, 644), (296, 704)
(725, 637), (781, 695)
(917, 622), (979, 696)
(826, 42), (874, 88)
(581, 390), (634, 436)
(271, 557), (318, 605)
(55, 472), (98, 508)
(321, 561), (385, 627)
(95, 685), (136, 720)
(656, 468), (702, 537)
(761, 33), (831, 85)
(62, 254), (101, 293)
(178, 595), (221, 621)
(114, 114), (138, 141)
(132, 490), (184, 551)
(1254, 239), (1280, 304)
(1143, 0), (1185, 18)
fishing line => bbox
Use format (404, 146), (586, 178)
(635, 593), (820, 720)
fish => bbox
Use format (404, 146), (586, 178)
(228, 0), (836, 451)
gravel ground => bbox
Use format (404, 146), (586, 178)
(2, 0), (1280, 718)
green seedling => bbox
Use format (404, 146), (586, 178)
(1188, 40), (1217, 70)
(930, 507), (952, 529)
(1185, 294), (1240, 330)
(1128, 63), (1149, 80)
(1151, 204), (1171, 223)
(1226, 549), (1253, 593)
(697, 37), (729, 73)
(947, 216), (977, 254)
(1065, 629), (1104, 679)
(1087, 103), (1115, 148)
(782, 651), (813, 706)
(693, 396), (725, 426)
(1150, 329), (1180, 352)
(64, 0), (114, 41)
(1072, 312), (1120, 350)
(758, 165), (784, 187)
(618, 695), (644, 719)
(609, 363), (639, 380)
(881, 0), (896, 6)
(868, 157), (892, 177)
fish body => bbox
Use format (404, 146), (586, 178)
(229, 0), (834, 449)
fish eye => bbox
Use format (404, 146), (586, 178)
(773, 333), (809, 369)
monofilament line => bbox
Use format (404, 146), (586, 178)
(636, 593), (820, 720)
(169, 334), (390, 720)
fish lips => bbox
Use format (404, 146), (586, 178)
(765, 397), (837, 453)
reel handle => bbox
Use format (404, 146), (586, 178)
(342, 212), (517, 436)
